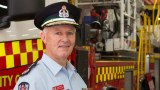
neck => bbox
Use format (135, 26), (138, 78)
(45, 53), (67, 67)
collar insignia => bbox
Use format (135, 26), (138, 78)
(21, 61), (38, 76)
(59, 5), (69, 18)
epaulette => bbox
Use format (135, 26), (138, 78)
(21, 61), (38, 76)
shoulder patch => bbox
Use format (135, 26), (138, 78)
(18, 82), (29, 90)
(21, 61), (38, 76)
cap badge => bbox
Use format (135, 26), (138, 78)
(59, 5), (69, 18)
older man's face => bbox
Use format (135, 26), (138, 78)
(40, 25), (76, 62)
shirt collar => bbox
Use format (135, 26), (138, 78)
(41, 54), (62, 76)
(66, 61), (77, 79)
(41, 54), (77, 76)
(66, 61), (76, 72)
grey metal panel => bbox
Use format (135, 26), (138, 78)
(124, 69), (134, 90)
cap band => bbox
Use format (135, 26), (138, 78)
(45, 20), (78, 27)
(41, 18), (78, 27)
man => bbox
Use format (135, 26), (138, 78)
(14, 2), (87, 90)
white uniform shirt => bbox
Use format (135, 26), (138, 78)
(14, 54), (87, 90)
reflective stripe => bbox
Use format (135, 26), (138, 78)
(0, 39), (45, 70)
(37, 39), (44, 50)
(6, 55), (14, 68)
(96, 65), (135, 83)
(0, 43), (6, 56)
(26, 40), (33, 52)
(20, 53), (28, 66)
(12, 41), (20, 54)
(33, 51), (39, 62)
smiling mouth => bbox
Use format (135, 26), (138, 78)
(59, 45), (70, 48)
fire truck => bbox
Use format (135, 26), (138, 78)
(0, 0), (160, 90)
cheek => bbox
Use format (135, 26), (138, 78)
(70, 38), (76, 45)
(45, 36), (57, 46)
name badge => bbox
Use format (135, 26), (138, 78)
(52, 84), (64, 90)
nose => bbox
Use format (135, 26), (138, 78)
(61, 33), (69, 42)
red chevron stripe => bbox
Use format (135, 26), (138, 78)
(20, 40), (26, 53)
(5, 42), (13, 55)
(14, 54), (21, 67)
(32, 39), (38, 51)
(27, 52), (33, 64)
(0, 56), (6, 70)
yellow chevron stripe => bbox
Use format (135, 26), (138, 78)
(98, 67), (100, 75)
(111, 74), (113, 80)
(96, 75), (98, 83)
(26, 40), (33, 52)
(33, 51), (39, 62)
(104, 74), (106, 81)
(120, 66), (122, 74)
(120, 74), (122, 79)
(12, 41), (20, 54)
(112, 67), (115, 73)
(118, 66), (120, 73)
(102, 67), (104, 74)
(130, 66), (132, 69)
(108, 74), (110, 81)
(109, 67), (112, 73)
(106, 67), (108, 74)
(100, 75), (102, 82)
(37, 39), (44, 50)
(115, 67), (116, 73)
(96, 64), (137, 82)
(117, 74), (119, 79)
(114, 73), (117, 79)
(6, 55), (14, 68)
(0, 43), (6, 56)
(20, 53), (28, 66)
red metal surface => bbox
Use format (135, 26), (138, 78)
(70, 48), (77, 67)
(5, 42), (13, 55)
(32, 39), (38, 51)
(149, 63), (154, 70)
(0, 39), (44, 89)
(14, 54), (21, 67)
(0, 40), (155, 90)
(88, 47), (96, 88)
(27, 52), (33, 65)
(37, 50), (44, 60)
(0, 56), (6, 70)
(19, 40), (26, 53)
(0, 65), (28, 90)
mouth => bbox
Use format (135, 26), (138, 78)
(59, 45), (70, 48)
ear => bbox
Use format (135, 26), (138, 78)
(40, 31), (46, 44)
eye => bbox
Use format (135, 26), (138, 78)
(55, 32), (62, 35)
(67, 31), (75, 35)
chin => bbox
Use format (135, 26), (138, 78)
(59, 52), (69, 59)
